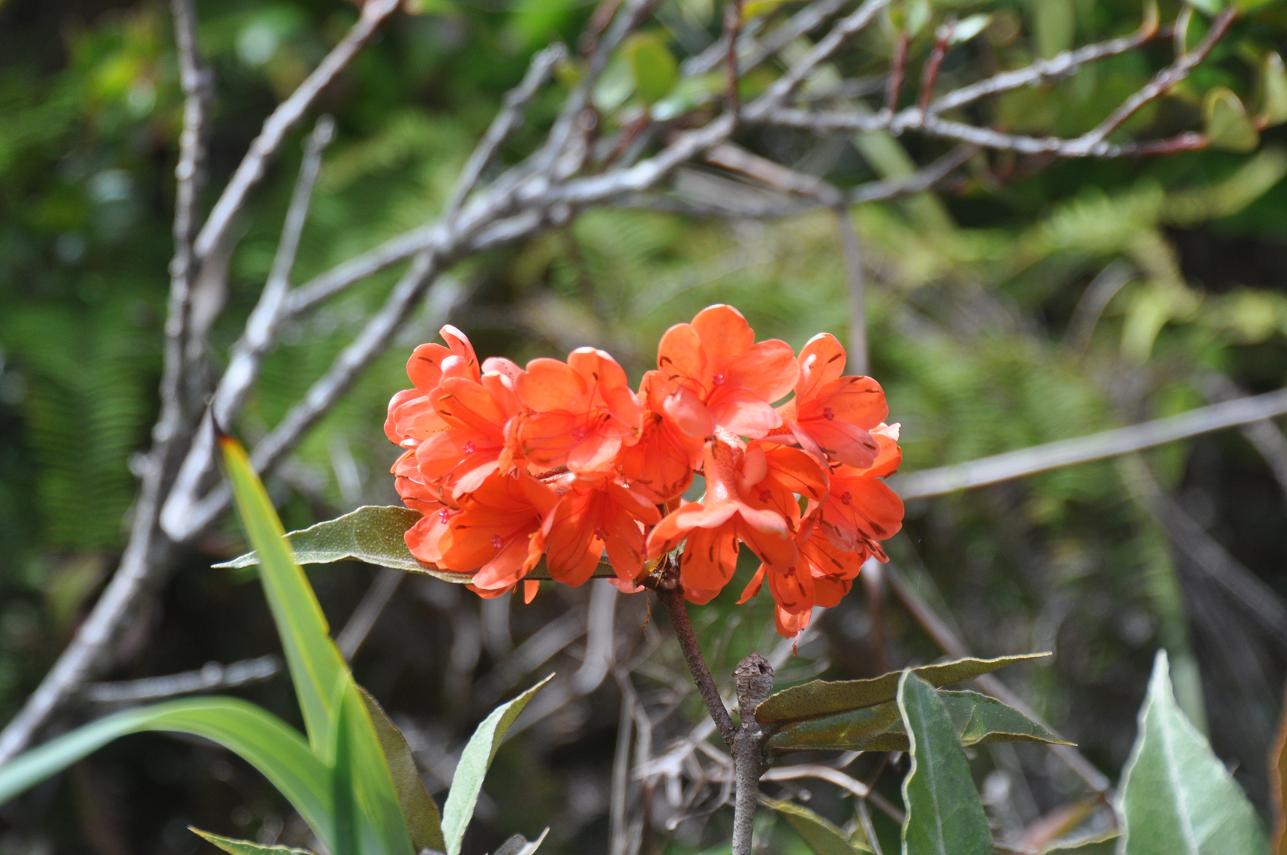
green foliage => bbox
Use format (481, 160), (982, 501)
(360, 686), (447, 853)
(756, 653), (1049, 723)
(762, 797), (873, 854)
(1118, 652), (1267, 854)
(897, 672), (993, 855)
(189, 828), (316, 855)
(441, 673), (555, 855)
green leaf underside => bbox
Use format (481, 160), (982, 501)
(220, 438), (347, 756)
(756, 653), (1050, 724)
(1118, 651), (1267, 855)
(767, 689), (1069, 753)
(330, 673), (415, 855)
(492, 828), (551, 855)
(359, 686), (446, 853)
(1039, 831), (1119, 853)
(441, 674), (555, 855)
(1203, 88), (1259, 153)
(0, 698), (332, 841)
(898, 673), (993, 855)
(213, 505), (619, 582)
(763, 797), (874, 854)
(189, 828), (316, 854)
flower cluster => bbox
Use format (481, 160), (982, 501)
(386, 305), (903, 636)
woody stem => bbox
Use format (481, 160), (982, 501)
(658, 587), (738, 747)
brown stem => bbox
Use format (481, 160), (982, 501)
(731, 653), (773, 855)
(656, 584), (737, 746)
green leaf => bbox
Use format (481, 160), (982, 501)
(768, 689), (1069, 753)
(189, 828), (316, 854)
(1259, 53), (1287, 127)
(756, 653), (1049, 724)
(329, 673), (416, 855)
(0, 698), (334, 846)
(219, 437), (349, 753)
(441, 674), (555, 855)
(949, 15), (991, 45)
(214, 504), (472, 583)
(898, 673), (993, 855)
(493, 829), (550, 855)
(1039, 831), (1118, 853)
(763, 797), (873, 854)
(624, 33), (678, 105)
(214, 505), (601, 582)
(1184, 0), (1224, 15)
(1118, 651), (1267, 855)
(1203, 88), (1259, 153)
(359, 686), (446, 853)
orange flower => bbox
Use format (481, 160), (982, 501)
(656, 305), (798, 440)
(775, 333), (886, 468)
(540, 477), (661, 586)
(618, 370), (705, 503)
(816, 427), (904, 558)
(408, 471), (557, 597)
(413, 371), (519, 500)
(385, 325), (481, 447)
(646, 436), (826, 604)
(516, 348), (644, 475)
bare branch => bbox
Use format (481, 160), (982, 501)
(894, 387), (1287, 500)
(84, 656), (281, 705)
(194, 0), (400, 263)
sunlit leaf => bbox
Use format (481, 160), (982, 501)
(756, 653), (1049, 724)
(492, 828), (550, 855)
(359, 686), (446, 853)
(1260, 53), (1287, 127)
(624, 33), (678, 105)
(441, 674), (555, 855)
(1118, 652), (1267, 854)
(763, 797), (873, 854)
(219, 437), (347, 755)
(1040, 831), (1119, 853)
(189, 828), (315, 854)
(768, 689), (1069, 753)
(1203, 88), (1259, 153)
(0, 698), (334, 846)
(898, 672), (993, 855)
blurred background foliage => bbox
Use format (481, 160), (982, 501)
(0, 0), (1285, 852)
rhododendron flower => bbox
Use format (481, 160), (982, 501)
(516, 348), (643, 475)
(385, 304), (904, 637)
(656, 305), (797, 440)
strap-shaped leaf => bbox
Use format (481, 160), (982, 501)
(898, 672), (993, 855)
(1118, 651), (1267, 855)
(762, 797), (873, 854)
(0, 698), (334, 847)
(329, 672), (415, 855)
(442, 674), (554, 855)
(756, 653), (1049, 724)
(189, 828), (316, 854)
(359, 686), (446, 853)
(220, 437), (348, 755)
(767, 690), (1068, 753)
(1040, 831), (1118, 853)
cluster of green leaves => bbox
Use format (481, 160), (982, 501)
(0, 440), (549, 855)
(757, 652), (1266, 855)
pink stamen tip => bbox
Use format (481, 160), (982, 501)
(462, 440), (476, 455)
(438, 509), (451, 523)
(822, 406), (835, 421)
(571, 425), (588, 441)
(490, 535), (503, 551)
(840, 491), (853, 505)
(712, 372), (726, 386)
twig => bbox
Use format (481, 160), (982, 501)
(884, 569), (1113, 796)
(84, 656), (281, 705)
(444, 43), (568, 218)
(193, 0), (400, 262)
(917, 22), (952, 115)
(657, 586), (737, 747)
(1200, 375), (1287, 499)
(336, 569), (404, 659)
(731, 653), (773, 855)
(884, 33), (910, 115)
(894, 388), (1287, 500)
(835, 207), (867, 375)
(724, 0), (744, 120)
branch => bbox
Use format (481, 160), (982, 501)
(731, 653), (773, 855)
(657, 585), (737, 748)
(193, 0), (400, 263)
(84, 656), (281, 705)
(893, 387), (1287, 500)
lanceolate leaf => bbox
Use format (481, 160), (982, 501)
(441, 674), (555, 855)
(359, 686), (446, 853)
(1118, 651), (1267, 855)
(763, 797), (874, 854)
(329, 673), (415, 855)
(898, 673), (993, 855)
(189, 828), (316, 854)
(0, 698), (334, 846)
(1040, 831), (1118, 853)
(767, 690), (1068, 753)
(756, 653), (1050, 724)
(220, 438), (347, 755)
(492, 828), (550, 855)
(215, 505), (611, 582)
